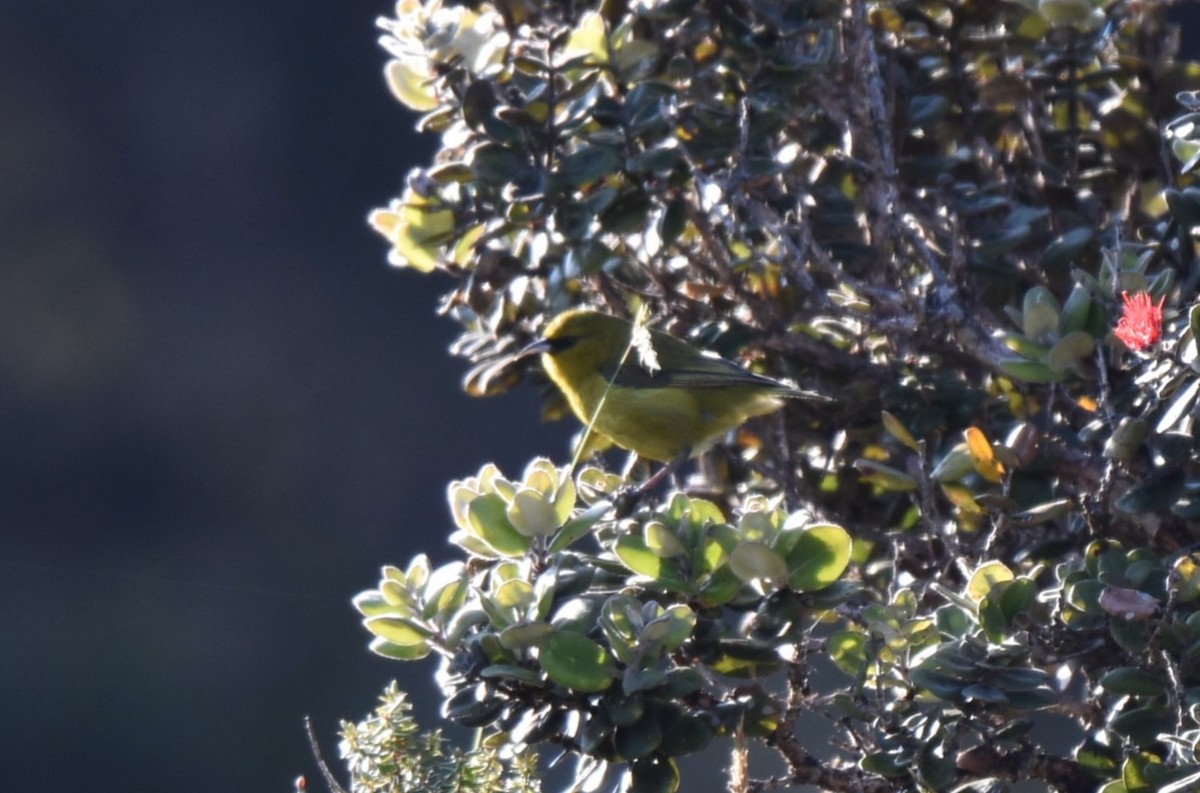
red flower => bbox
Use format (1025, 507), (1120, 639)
(1113, 291), (1164, 352)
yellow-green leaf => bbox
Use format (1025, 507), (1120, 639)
(881, 411), (921, 453)
(784, 524), (852, 592)
(966, 561), (1014, 602)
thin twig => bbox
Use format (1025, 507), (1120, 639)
(304, 716), (350, 793)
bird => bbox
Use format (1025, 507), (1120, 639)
(523, 309), (822, 468)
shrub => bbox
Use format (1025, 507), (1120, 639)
(340, 0), (1200, 790)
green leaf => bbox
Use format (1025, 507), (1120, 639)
(363, 616), (436, 646)
(1066, 579), (1106, 614)
(1047, 330), (1095, 373)
(623, 668), (667, 695)
(1099, 667), (1167, 697)
(499, 622), (555, 650)
(494, 579), (535, 611)
(538, 630), (615, 693)
(827, 630), (868, 676)
(615, 717), (662, 760)
(548, 500), (609, 552)
(615, 534), (691, 591)
(638, 605), (696, 653)
(368, 636), (432, 660)
(469, 143), (527, 186)
(1166, 186), (1200, 224)
(1060, 283), (1094, 333)
(697, 565), (743, 607)
(607, 691), (646, 727)
(1003, 687), (1057, 709)
(930, 443), (976, 483)
(988, 667), (1052, 692)
(353, 591), (399, 618)
(658, 198), (687, 248)
(1110, 618), (1152, 654)
(881, 410), (922, 453)
(628, 757), (679, 793)
(560, 10), (609, 65)
(600, 190), (653, 234)
(853, 459), (918, 491)
(977, 594), (1009, 643)
(861, 750), (910, 778)
(707, 639), (782, 677)
(443, 686), (505, 727)
(378, 578), (410, 607)
(467, 494), (533, 556)
(480, 592), (516, 630)
(644, 521), (686, 558)
(1110, 705), (1173, 747)
(660, 668), (705, 698)
(506, 489), (562, 537)
(625, 82), (675, 132)
(626, 145), (683, 175)
(599, 595), (641, 666)
(424, 565), (469, 620)
(998, 358), (1067, 383)
(910, 665), (967, 701)
(1022, 285), (1061, 340)
(1115, 469), (1186, 514)
(555, 145), (621, 189)
(935, 604), (974, 639)
(784, 523), (852, 591)
(998, 330), (1052, 361)
(997, 577), (1036, 623)
(917, 751), (958, 790)
(729, 541), (789, 587)
(1039, 226), (1095, 269)
(667, 495), (726, 531)
(966, 561), (1014, 602)
(1075, 739), (1120, 775)
(427, 161), (474, 184)
(1009, 499), (1073, 527)
(806, 579), (864, 608)
(658, 712), (713, 756)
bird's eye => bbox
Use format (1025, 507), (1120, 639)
(546, 335), (579, 353)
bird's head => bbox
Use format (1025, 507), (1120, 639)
(520, 309), (631, 384)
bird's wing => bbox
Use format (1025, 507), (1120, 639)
(601, 344), (789, 391)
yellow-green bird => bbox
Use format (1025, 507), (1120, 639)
(526, 309), (821, 464)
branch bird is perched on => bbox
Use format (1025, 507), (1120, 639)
(524, 309), (824, 466)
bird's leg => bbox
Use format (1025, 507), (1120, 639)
(612, 451), (690, 517)
(620, 453), (652, 482)
(639, 451), (688, 495)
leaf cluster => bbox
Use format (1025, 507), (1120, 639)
(354, 460), (854, 790)
(337, 681), (540, 793)
(343, 0), (1200, 790)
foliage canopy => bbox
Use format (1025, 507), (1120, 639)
(339, 0), (1200, 790)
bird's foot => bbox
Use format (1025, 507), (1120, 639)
(611, 485), (645, 518)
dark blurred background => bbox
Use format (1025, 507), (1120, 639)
(0, 3), (569, 792)
(4, 3), (1200, 793)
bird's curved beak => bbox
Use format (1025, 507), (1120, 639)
(516, 338), (552, 359)
(464, 338), (548, 397)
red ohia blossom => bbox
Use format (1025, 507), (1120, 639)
(1113, 291), (1164, 352)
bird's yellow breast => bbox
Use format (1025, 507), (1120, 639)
(548, 365), (782, 462)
